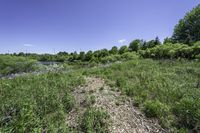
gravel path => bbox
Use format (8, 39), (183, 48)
(66, 77), (167, 133)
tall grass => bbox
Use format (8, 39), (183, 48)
(0, 55), (37, 76)
(79, 107), (110, 133)
(0, 71), (85, 132)
(84, 59), (200, 131)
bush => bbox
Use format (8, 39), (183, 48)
(195, 54), (200, 60)
(140, 43), (200, 59)
(193, 41), (200, 55)
(121, 52), (139, 60)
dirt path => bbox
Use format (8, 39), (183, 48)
(66, 77), (166, 133)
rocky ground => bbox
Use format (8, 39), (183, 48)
(66, 77), (166, 133)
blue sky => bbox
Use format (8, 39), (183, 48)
(0, 0), (199, 54)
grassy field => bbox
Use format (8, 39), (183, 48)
(0, 68), (111, 133)
(84, 59), (200, 132)
(1, 57), (200, 132)
(0, 71), (85, 132)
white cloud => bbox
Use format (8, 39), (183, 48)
(118, 39), (126, 44)
(23, 44), (34, 47)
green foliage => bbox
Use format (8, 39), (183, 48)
(85, 50), (93, 61)
(119, 45), (128, 54)
(172, 4), (200, 44)
(78, 51), (86, 61)
(121, 52), (139, 60)
(99, 49), (109, 58)
(79, 107), (110, 133)
(143, 100), (170, 118)
(132, 96), (143, 107)
(173, 97), (200, 129)
(195, 54), (200, 60)
(193, 41), (200, 56)
(100, 52), (139, 64)
(116, 77), (126, 88)
(129, 39), (141, 52)
(140, 37), (161, 50)
(0, 72), (85, 132)
(163, 37), (173, 44)
(140, 42), (200, 59)
(143, 100), (173, 128)
(85, 59), (200, 131)
(109, 46), (118, 55)
(0, 55), (37, 76)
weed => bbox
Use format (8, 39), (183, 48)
(85, 95), (96, 107)
(79, 107), (110, 133)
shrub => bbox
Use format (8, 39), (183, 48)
(193, 41), (200, 55)
(121, 52), (139, 60)
(195, 54), (200, 60)
(139, 43), (200, 59)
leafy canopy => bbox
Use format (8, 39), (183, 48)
(172, 4), (200, 45)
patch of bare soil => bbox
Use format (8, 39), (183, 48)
(66, 77), (166, 133)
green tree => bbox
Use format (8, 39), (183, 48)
(70, 51), (78, 61)
(141, 41), (148, 50)
(172, 4), (200, 45)
(145, 37), (161, 49)
(163, 37), (173, 44)
(155, 36), (161, 46)
(85, 50), (93, 61)
(146, 40), (156, 48)
(99, 49), (109, 57)
(119, 45), (128, 54)
(57, 51), (68, 56)
(93, 50), (101, 58)
(109, 46), (118, 54)
(18, 52), (25, 56)
(129, 39), (141, 52)
(78, 51), (85, 61)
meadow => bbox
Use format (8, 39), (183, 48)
(1, 57), (200, 132)
(0, 71), (84, 132)
(84, 58), (200, 132)
(0, 65), (112, 133)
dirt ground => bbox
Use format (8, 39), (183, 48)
(66, 77), (167, 133)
